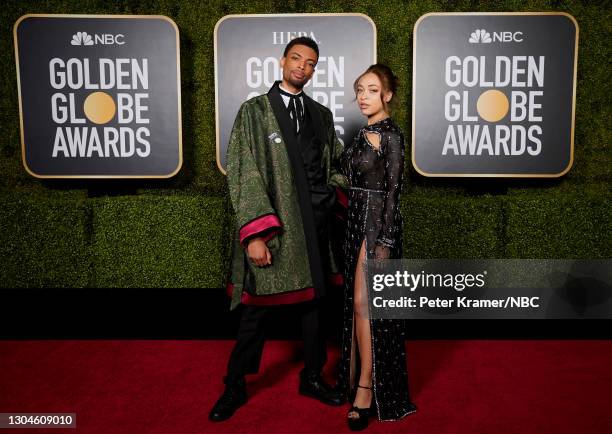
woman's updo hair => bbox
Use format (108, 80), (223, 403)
(353, 63), (399, 112)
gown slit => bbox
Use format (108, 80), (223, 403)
(350, 238), (379, 410)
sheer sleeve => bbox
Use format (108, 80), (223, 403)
(376, 129), (404, 249)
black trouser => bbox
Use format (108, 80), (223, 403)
(226, 299), (327, 380)
(226, 202), (332, 381)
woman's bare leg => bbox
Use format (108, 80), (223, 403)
(349, 240), (373, 418)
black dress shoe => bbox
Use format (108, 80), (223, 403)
(208, 376), (248, 422)
(299, 370), (345, 406)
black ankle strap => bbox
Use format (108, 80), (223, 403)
(357, 384), (372, 390)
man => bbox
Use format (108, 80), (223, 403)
(209, 37), (348, 422)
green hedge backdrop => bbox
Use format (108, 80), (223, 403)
(1, 0), (610, 288)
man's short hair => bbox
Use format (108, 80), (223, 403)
(283, 36), (319, 60)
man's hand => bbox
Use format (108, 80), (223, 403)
(247, 238), (272, 267)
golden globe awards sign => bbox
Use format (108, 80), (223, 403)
(14, 15), (182, 178)
(412, 13), (578, 177)
(214, 14), (376, 173)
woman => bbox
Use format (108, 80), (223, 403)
(338, 64), (417, 430)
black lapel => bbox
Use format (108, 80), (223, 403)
(267, 82), (326, 297)
(303, 95), (327, 146)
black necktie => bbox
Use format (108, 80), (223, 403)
(279, 87), (304, 133)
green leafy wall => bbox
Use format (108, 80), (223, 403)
(1, 1), (609, 288)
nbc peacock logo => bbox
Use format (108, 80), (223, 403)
(70, 31), (125, 46)
(469, 29), (492, 44)
(71, 31), (93, 46)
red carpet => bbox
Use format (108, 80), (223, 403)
(0, 340), (611, 433)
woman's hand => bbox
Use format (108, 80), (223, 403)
(374, 244), (390, 261)
(247, 238), (272, 267)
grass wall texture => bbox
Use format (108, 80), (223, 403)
(0, 1), (610, 288)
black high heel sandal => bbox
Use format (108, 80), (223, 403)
(347, 385), (375, 431)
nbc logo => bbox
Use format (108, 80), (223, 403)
(469, 29), (524, 43)
(469, 29), (492, 43)
(69, 31), (125, 46)
(71, 31), (93, 46)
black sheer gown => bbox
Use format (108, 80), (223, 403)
(337, 117), (417, 421)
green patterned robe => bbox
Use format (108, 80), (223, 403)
(226, 84), (347, 310)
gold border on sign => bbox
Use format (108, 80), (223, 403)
(213, 13), (378, 175)
(411, 12), (579, 178)
(13, 14), (183, 179)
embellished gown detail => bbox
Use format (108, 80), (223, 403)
(337, 117), (417, 421)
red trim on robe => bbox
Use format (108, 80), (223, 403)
(239, 214), (282, 247)
(335, 187), (348, 209)
(226, 282), (315, 305)
(333, 187), (348, 221)
(329, 272), (344, 286)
